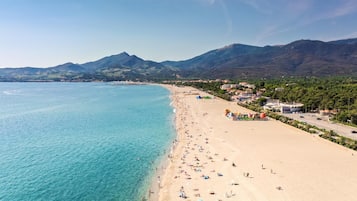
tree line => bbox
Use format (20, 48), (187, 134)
(253, 77), (357, 125)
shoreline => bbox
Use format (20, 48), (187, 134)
(146, 84), (179, 201)
(155, 84), (357, 201)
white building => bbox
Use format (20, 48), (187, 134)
(221, 84), (238, 90)
(263, 99), (303, 113)
(280, 103), (304, 113)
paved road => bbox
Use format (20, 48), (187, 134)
(283, 113), (357, 140)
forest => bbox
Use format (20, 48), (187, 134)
(254, 77), (357, 125)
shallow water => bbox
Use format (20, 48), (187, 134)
(0, 82), (174, 201)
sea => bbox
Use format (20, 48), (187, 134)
(0, 82), (175, 201)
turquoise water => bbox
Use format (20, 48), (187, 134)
(0, 82), (174, 201)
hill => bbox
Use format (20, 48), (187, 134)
(0, 52), (178, 81)
(164, 39), (357, 79)
(0, 38), (357, 81)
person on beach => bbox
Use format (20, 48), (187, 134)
(157, 177), (161, 188)
(179, 186), (187, 199)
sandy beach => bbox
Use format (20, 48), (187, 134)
(156, 85), (357, 201)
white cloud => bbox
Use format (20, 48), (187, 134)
(330, 0), (357, 18)
(196, 0), (232, 36)
(304, 0), (357, 24)
(218, 0), (233, 37)
(254, 0), (357, 43)
(285, 0), (312, 15)
(238, 0), (273, 14)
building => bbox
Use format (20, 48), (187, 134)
(263, 99), (303, 113)
(239, 82), (256, 89)
(221, 84), (239, 90)
(280, 103), (304, 113)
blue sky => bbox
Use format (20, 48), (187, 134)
(1, 0), (357, 68)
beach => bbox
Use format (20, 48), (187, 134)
(157, 85), (357, 201)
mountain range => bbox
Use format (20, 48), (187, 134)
(1, 38), (357, 81)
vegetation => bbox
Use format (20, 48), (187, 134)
(251, 77), (357, 126)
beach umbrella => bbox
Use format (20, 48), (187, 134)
(260, 113), (266, 118)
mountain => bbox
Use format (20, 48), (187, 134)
(48, 63), (86, 72)
(0, 52), (178, 81)
(1, 38), (357, 81)
(162, 44), (276, 78)
(81, 52), (141, 71)
(162, 44), (262, 71)
(328, 38), (357, 45)
(164, 39), (357, 79)
(78, 52), (178, 81)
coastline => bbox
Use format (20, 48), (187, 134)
(146, 84), (179, 201)
(155, 84), (357, 201)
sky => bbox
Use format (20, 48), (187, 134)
(1, 0), (357, 68)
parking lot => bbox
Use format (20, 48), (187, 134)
(283, 113), (357, 140)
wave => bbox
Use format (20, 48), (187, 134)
(3, 89), (21, 95)
(0, 105), (64, 120)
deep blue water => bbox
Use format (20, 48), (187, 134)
(0, 82), (174, 201)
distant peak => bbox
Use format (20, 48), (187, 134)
(120, 51), (129, 56)
(287, 39), (323, 45)
(221, 44), (236, 48)
(218, 43), (258, 51)
(103, 52), (130, 58)
(104, 52), (132, 59)
(221, 43), (243, 49)
(56, 62), (75, 67)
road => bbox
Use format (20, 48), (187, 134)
(283, 113), (357, 140)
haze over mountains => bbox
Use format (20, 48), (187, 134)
(1, 38), (357, 81)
